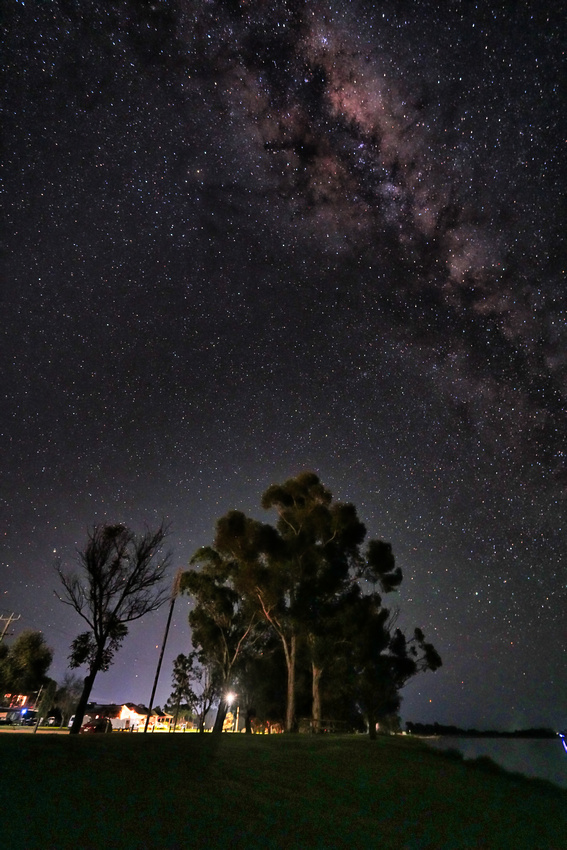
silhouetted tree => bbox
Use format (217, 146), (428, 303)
(165, 651), (220, 732)
(232, 632), (289, 731)
(0, 630), (53, 699)
(344, 595), (442, 738)
(181, 549), (259, 734)
(54, 672), (83, 726)
(56, 523), (171, 734)
(210, 473), (402, 731)
(36, 679), (57, 725)
(209, 507), (303, 728)
(262, 476), (403, 731)
(187, 473), (441, 735)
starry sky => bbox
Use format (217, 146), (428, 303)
(3, 0), (565, 730)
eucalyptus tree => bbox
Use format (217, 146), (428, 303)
(344, 594), (442, 738)
(165, 651), (220, 732)
(260, 476), (404, 731)
(181, 546), (260, 733)
(199, 473), (403, 731)
(188, 472), (440, 735)
(210, 507), (301, 731)
(56, 523), (171, 734)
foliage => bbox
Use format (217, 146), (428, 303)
(182, 472), (441, 735)
(184, 472), (437, 734)
(339, 593), (441, 738)
(165, 651), (220, 731)
(36, 679), (57, 722)
(56, 522), (171, 733)
(54, 673), (83, 726)
(0, 630), (53, 697)
(180, 548), (260, 733)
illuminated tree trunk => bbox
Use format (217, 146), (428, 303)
(283, 633), (297, 733)
(312, 662), (323, 733)
(213, 698), (229, 735)
(367, 706), (377, 740)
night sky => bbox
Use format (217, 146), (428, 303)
(3, 1), (565, 730)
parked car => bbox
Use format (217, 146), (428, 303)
(80, 717), (113, 734)
(20, 710), (38, 726)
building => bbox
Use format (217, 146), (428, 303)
(85, 703), (174, 731)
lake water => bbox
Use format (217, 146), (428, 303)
(426, 737), (567, 790)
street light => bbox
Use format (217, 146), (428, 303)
(225, 692), (238, 732)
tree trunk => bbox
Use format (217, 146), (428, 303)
(69, 668), (97, 734)
(284, 633), (297, 732)
(311, 662), (323, 733)
(245, 707), (255, 734)
(213, 699), (228, 735)
(367, 708), (377, 740)
(172, 698), (181, 732)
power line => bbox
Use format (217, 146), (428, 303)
(0, 613), (21, 642)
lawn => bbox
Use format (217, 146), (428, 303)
(3, 732), (566, 848)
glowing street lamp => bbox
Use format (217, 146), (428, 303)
(225, 692), (238, 732)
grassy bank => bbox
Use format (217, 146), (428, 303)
(3, 732), (566, 848)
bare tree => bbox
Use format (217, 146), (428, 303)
(56, 523), (171, 734)
(54, 672), (84, 727)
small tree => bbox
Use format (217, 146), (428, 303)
(56, 523), (171, 734)
(0, 630), (53, 699)
(35, 679), (57, 725)
(54, 672), (84, 726)
(166, 651), (220, 732)
(181, 548), (259, 734)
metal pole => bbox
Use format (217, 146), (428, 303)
(144, 570), (182, 734)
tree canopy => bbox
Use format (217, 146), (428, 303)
(182, 473), (441, 735)
(0, 630), (53, 699)
(57, 522), (171, 733)
(165, 651), (220, 732)
(181, 546), (260, 732)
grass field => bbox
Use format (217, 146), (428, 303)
(2, 732), (566, 849)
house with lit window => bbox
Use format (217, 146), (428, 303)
(86, 703), (173, 731)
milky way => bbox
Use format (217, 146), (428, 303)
(191, 1), (566, 480)
(3, 1), (566, 728)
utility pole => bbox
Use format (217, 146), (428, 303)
(0, 613), (21, 641)
(144, 570), (182, 734)
(33, 685), (44, 734)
